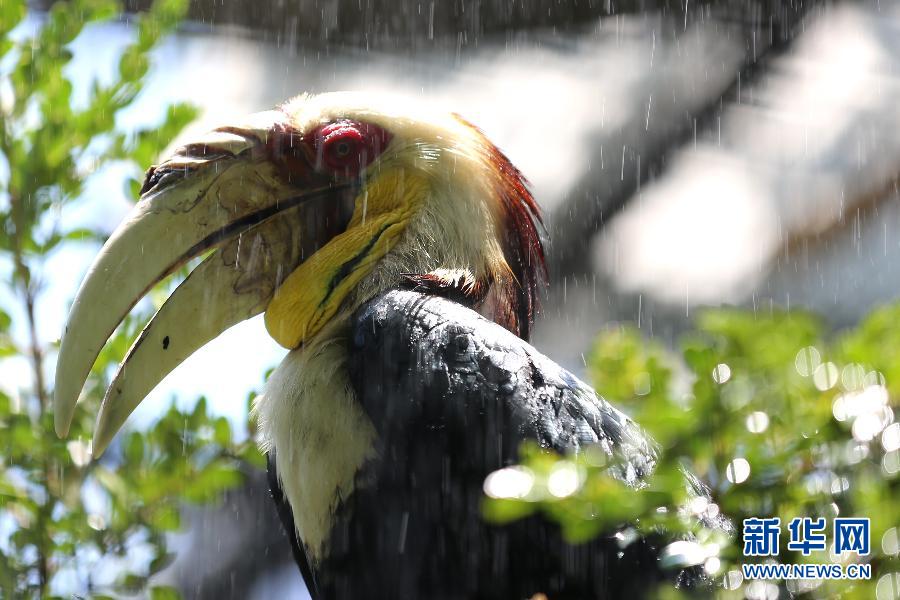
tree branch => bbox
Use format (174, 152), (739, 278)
(9, 193), (51, 595)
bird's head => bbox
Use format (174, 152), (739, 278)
(54, 92), (545, 454)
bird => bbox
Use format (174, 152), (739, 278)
(54, 92), (721, 599)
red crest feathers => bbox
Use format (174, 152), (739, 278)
(453, 115), (548, 341)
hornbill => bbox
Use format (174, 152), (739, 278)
(55, 93), (721, 599)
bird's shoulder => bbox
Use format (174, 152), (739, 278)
(347, 289), (657, 485)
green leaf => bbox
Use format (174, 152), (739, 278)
(127, 102), (200, 168)
(94, 466), (130, 502)
(148, 504), (181, 531)
(118, 46), (150, 83)
(64, 228), (105, 243)
(182, 464), (242, 502)
(482, 496), (537, 523)
(0, 0), (26, 43)
(238, 443), (267, 470)
(116, 573), (148, 595)
(213, 417), (232, 446)
(149, 552), (176, 575)
(0, 308), (14, 357)
(150, 586), (182, 600)
(127, 175), (144, 200)
(124, 431), (145, 464)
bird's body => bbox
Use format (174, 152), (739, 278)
(55, 92), (722, 599)
(263, 288), (684, 599)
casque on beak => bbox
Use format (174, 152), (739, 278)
(54, 111), (356, 455)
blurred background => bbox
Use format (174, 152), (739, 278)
(3, 0), (900, 597)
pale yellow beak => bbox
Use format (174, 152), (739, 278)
(54, 113), (354, 456)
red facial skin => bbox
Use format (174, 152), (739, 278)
(267, 119), (393, 183)
(313, 120), (392, 177)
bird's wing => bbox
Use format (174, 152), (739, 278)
(348, 288), (658, 484)
(309, 289), (708, 599)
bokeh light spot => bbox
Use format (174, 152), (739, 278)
(547, 462), (582, 498)
(483, 466), (534, 499)
(883, 527), (899, 557)
(746, 411), (770, 433)
(813, 362), (839, 391)
(876, 573), (900, 600)
(712, 363), (732, 384)
(795, 346), (821, 377)
(726, 458), (750, 484)
(882, 423), (900, 452)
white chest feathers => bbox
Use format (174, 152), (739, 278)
(253, 329), (378, 563)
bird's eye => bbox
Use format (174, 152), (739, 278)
(333, 141), (352, 157)
(314, 120), (391, 177)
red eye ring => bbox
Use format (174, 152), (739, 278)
(313, 120), (391, 177)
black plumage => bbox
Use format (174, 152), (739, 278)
(268, 289), (723, 599)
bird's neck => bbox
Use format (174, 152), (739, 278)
(346, 192), (506, 317)
(264, 171), (431, 348)
(266, 165), (510, 350)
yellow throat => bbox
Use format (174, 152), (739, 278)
(264, 168), (428, 348)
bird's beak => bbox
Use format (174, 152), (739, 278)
(54, 112), (356, 455)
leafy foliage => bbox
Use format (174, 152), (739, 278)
(0, 2), (260, 597)
(485, 306), (899, 598)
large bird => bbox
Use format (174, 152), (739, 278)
(55, 92), (718, 599)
